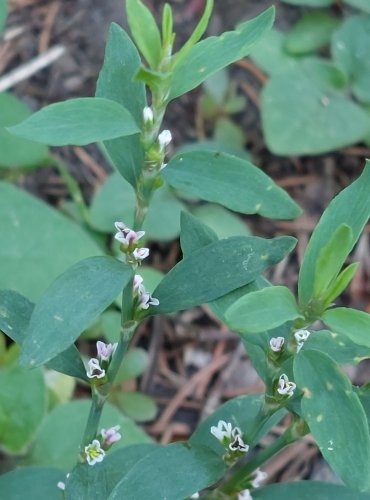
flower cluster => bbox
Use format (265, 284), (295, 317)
(294, 329), (310, 352)
(83, 425), (122, 466)
(86, 340), (117, 381)
(211, 420), (249, 464)
(114, 221), (149, 265)
(237, 468), (267, 499)
(277, 373), (296, 398)
(134, 274), (159, 311)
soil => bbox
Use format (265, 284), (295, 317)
(2, 0), (370, 486)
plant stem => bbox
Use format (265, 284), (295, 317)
(221, 418), (308, 494)
(81, 389), (107, 448)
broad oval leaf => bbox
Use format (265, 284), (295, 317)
(109, 443), (225, 500)
(254, 481), (370, 499)
(298, 161), (370, 305)
(0, 364), (47, 453)
(225, 286), (303, 334)
(8, 97), (139, 146)
(162, 151), (301, 220)
(0, 289), (87, 380)
(0, 467), (64, 500)
(96, 23), (146, 188)
(169, 7), (275, 99)
(322, 307), (370, 349)
(0, 93), (48, 169)
(345, 0), (370, 12)
(28, 400), (151, 471)
(262, 59), (370, 155)
(332, 15), (370, 104)
(20, 256), (133, 367)
(0, 182), (102, 301)
(294, 350), (370, 491)
(191, 204), (250, 239)
(152, 234), (296, 314)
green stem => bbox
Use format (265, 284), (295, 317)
(49, 156), (90, 224)
(221, 418), (308, 494)
(80, 389), (107, 450)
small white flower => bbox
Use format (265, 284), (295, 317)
(269, 337), (285, 352)
(210, 420), (234, 442)
(84, 439), (105, 466)
(96, 341), (117, 362)
(294, 329), (310, 352)
(138, 291), (160, 310)
(229, 434), (249, 454)
(190, 494), (200, 499)
(158, 129), (172, 150)
(86, 358), (106, 379)
(114, 221), (145, 247)
(143, 106), (154, 123)
(133, 247), (150, 261)
(277, 373), (296, 398)
(133, 274), (145, 294)
(57, 482), (65, 491)
(238, 490), (253, 500)
(251, 469), (267, 488)
(101, 425), (121, 446)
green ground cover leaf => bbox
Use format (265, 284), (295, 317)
(294, 350), (370, 491)
(162, 151), (301, 219)
(0, 93), (48, 169)
(0, 467), (65, 500)
(8, 97), (139, 146)
(322, 307), (370, 349)
(254, 481), (370, 499)
(0, 182), (102, 301)
(21, 256), (132, 367)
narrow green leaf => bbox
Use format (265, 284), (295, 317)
(332, 15), (370, 104)
(313, 224), (353, 298)
(126, 0), (162, 68)
(284, 12), (340, 55)
(173, 0), (214, 66)
(304, 329), (370, 365)
(8, 97), (139, 146)
(254, 481), (370, 499)
(21, 256), (133, 367)
(28, 400), (151, 471)
(191, 204), (250, 239)
(0, 182), (102, 301)
(169, 7), (275, 99)
(0, 467), (65, 500)
(323, 262), (359, 305)
(262, 59), (370, 155)
(162, 4), (174, 49)
(0, 93), (48, 169)
(109, 443), (225, 500)
(152, 234), (296, 314)
(226, 286), (302, 334)
(294, 350), (370, 491)
(322, 307), (370, 349)
(96, 23), (146, 188)
(0, 289), (87, 380)
(0, 364), (47, 453)
(298, 161), (370, 304)
(162, 151), (301, 219)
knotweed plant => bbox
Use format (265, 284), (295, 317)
(1, 1), (370, 499)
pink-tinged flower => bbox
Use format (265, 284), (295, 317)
(251, 469), (267, 488)
(238, 490), (253, 500)
(158, 129), (172, 150)
(114, 221), (145, 247)
(86, 358), (105, 379)
(277, 373), (296, 397)
(143, 106), (154, 124)
(133, 274), (145, 294)
(138, 291), (159, 310)
(294, 329), (310, 352)
(84, 439), (105, 466)
(57, 482), (65, 491)
(133, 247), (150, 261)
(96, 341), (117, 362)
(269, 336), (285, 352)
(101, 425), (121, 447)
